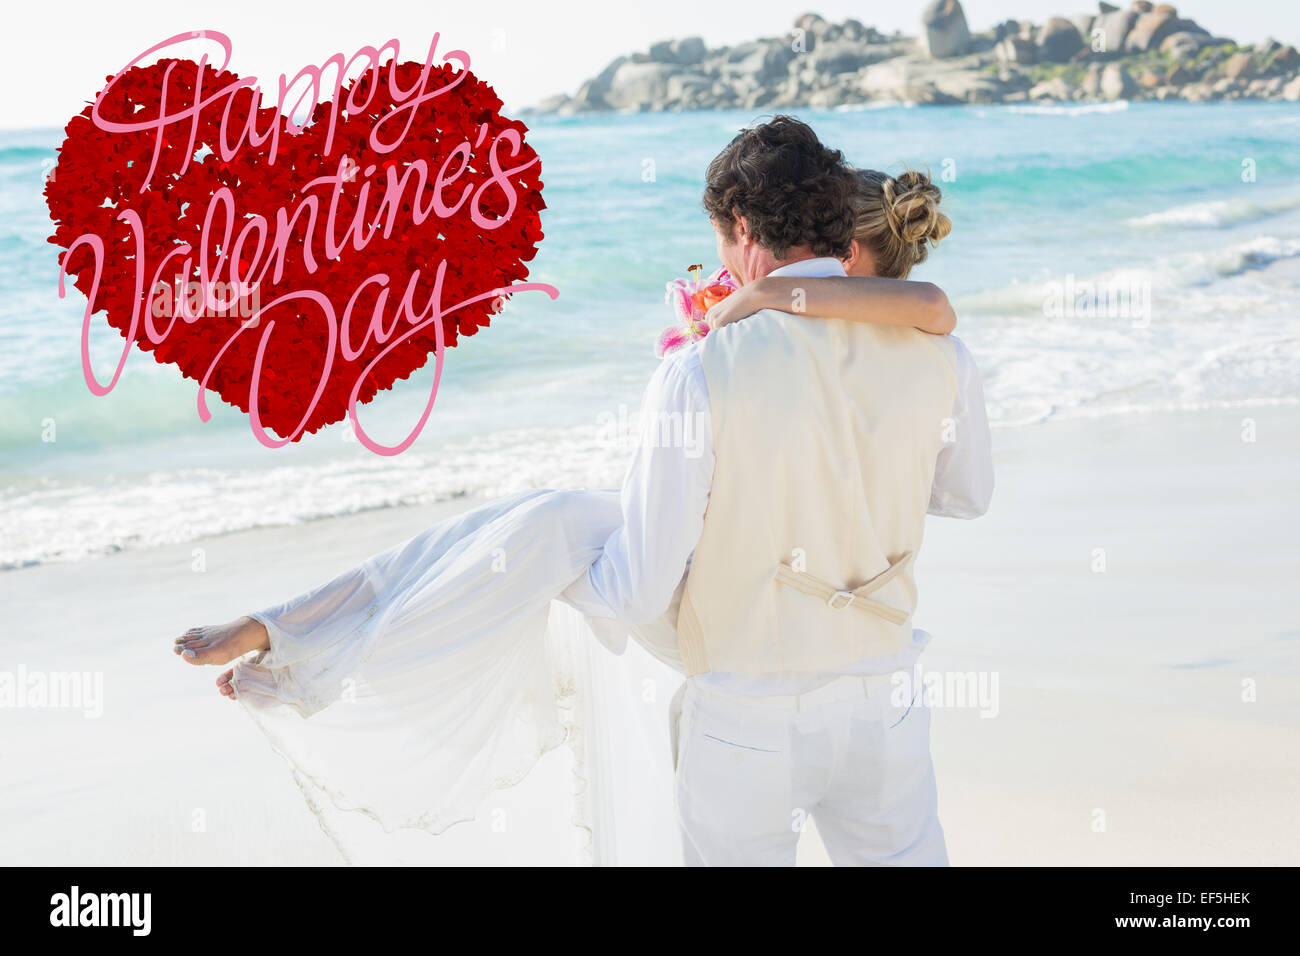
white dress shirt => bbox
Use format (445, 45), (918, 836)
(563, 257), (994, 695)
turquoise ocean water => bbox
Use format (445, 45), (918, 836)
(1, 100), (1298, 567)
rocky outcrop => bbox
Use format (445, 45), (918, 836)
(648, 36), (708, 66)
(1223, 51), (1256, 80)
(532, 5), (1300, 114)
(920, 0), (971, 59)
(1124, 11), (1173, 51)
(1097, 7), (1138, 54)
(1038, 18), (1084, 62)
(1101, 61), (1137, 99)
(603, 61), (678, 110)
(1161, 30), (1207, 60)
(996, 35), (1038, 66)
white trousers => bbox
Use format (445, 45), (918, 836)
(671, 673), (948, 867)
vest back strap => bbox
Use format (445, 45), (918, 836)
(773, 551), (915, 626)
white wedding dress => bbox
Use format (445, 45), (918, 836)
(230, 488), (686, 865)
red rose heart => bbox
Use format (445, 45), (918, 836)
(46, 44), (548, 450)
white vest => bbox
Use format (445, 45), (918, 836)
(675, 310), (958, 677)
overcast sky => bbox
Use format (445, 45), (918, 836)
(3, 0), (1296, 129)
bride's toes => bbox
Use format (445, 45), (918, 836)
(174, 618), (268, 667)
(177, 639), (208, 662)
(174, 629), (216, 664)
(216, 669), (237, 700)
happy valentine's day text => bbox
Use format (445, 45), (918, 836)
(54, 31), (558, 453)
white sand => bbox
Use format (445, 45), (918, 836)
(918, 405), (1300, 866)
(3, 405), (1297, 865)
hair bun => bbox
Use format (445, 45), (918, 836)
(883, 169), (951, 247)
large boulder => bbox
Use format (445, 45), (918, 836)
(1222, 51), (1257, 80)
(591, 56), (629, 92)
(1071, 14), (1097, 45)
(1273, 45), (1300, 69)
(1282, 75), (1300, 101)
(1097, 9), (1135, 54)
(1082, 62), (1104, 96)
(1160, 30), (1208, 60)
(647, 40), (682, 64)
(604, 61), (680, 109)
(840, 18), (869, 42)
(561, 56), (627, 110)
(671, 36), (708, 66)
(793, 12), (830, 37)
(1124, 11), (1177, 51)
(1101, 61), (1137, 98)
(787, 15), (825, 52)
(1039, 18), (1085, 61)
(564, 81), (610, 113)
(806, 38), (885, 74)
(724, 41), (796, 84)
(920, 0), (971, 58)
(996, 35), (1038, 65)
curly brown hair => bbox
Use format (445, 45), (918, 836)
(702, 116), (857, 260)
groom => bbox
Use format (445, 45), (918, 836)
(564, 116), (992, 866)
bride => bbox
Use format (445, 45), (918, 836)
(172, 167), (958, 863)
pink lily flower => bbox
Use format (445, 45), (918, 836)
(656, 265), (737, 357)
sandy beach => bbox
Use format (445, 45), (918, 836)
(3, 402), (1296, 865)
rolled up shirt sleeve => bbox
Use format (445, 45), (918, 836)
(561, 347), (714, 623)
(929, 335), (994, 519)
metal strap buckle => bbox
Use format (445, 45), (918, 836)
(827, 590), (856, 610)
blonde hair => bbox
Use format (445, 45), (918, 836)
(851, 168), (951, 279)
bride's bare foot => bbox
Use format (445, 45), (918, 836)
(173, 616), (269, 665)
(216, 669), (236, 700)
